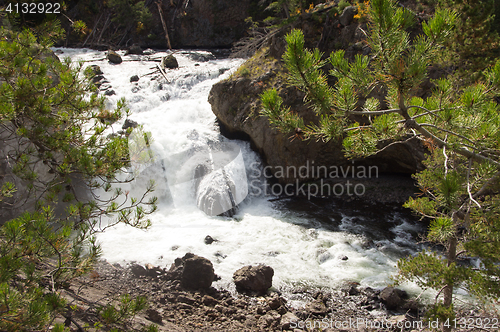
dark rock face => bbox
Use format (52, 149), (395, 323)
(209, 17), (427, 184)
(173, 0), (252, 48)
(233, 265), (274, 296)
(161, 55), (179, 70)
(130, 75), (139, 82)
(179, 253), (215, 290)
(379, 286), (408, 310)
(107, 50), (122, 64)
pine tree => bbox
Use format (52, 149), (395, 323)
(0, 22), (157, 330)
(260, 0), (500, 329)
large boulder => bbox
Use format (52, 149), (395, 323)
(209, 17), (427, 185)
(107, 50), (122, 64)
(379, 286), (408, 310)
(233, 265), (274, 296)
(166, 253), (215, 289)
(161, 55), (179, 70)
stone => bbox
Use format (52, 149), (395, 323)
(204, 235), (216, 244)
(87, 64), (103, 76)
(340, 255), (349, 260)
(130, 75), (139, 82)
(130, 264), (147, 277)
(104, 89), (115, 96)
(281, 312), (299, 330)
(379, 287), (407, 310)
(339, 6), (358, 26)
(305, 299), (328, 315)
(122, 119), (138, 130)
(233, 265), (274, 296)
(126, 44), (143, 55)
(145, 308), (162, 323)
(107, 50), (122, 64)
(202, 295), (218, 306)
(161, 54), (179, 70)
(180, 253), (215, 289)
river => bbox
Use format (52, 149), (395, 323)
(53, 47), (425, 304)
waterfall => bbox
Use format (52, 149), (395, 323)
(55, 47), (426, 300)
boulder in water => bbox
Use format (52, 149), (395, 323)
(107, 50), (122, 64)
(161, 55), (179, 70)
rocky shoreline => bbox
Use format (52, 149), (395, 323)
(58, 256), (494, 332)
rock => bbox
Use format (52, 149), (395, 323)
(180, 253), (215, 289)
(161, 55), (179, 70)
(266, 294), (283, 310)
(107, 50), (122, 64)
(204, 235), (216, 244)
(130, 264), (147, 277)
(379, 287), (407, 310)
(104, 89), (116, 96)
(403, 298), (421, 313)
(146, 308), (163, 323)
(340, 255), (349, 261)
(130, 75), (139, 82)
(339, 6), (358, 26)
(87, 64), (103, 76)
(202, 295), (218, 306)
(233, 265), (274, 296)
(187, 51), (215, 62)
(281, 312), (299, 330)
(91, 75), (104, 83)
(145, 263), (163, 277)
(126, 44), (143, 55)
(122, 119), (138, 130)
(305, 299), (328, 315)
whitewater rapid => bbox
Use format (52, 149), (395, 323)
(54, 47), (426, 303)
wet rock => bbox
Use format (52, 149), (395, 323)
(104, 89), (115, 96)
(107, 50), (122, 64)
(233, 265), (274, 296)
(281, 312), (299, 330)
(146, 308), (163, 323)
(340, 255), (349, 260)
(305, 299), (328, 315)
(204, 235), (216, 244)
(130, 75), (139, 82)
(130, 264), (147, 277)
(122, 119), (138, 130)
(266, 293), (285, 310)
(187, 51), (215, 62)
(379, 287), (407, 310)
(87, 64), (103, 76)
(145, 263), (163, 277)
(339, 6), (358, 26)
(126, 44), (143, 55)
(92, 75), (104, 83)
(161, 54), (179, 69)
(180, 253), (215, 289)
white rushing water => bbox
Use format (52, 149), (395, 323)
(54, 48), (425, 302)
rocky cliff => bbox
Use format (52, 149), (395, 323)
(209, 5), (427, 184)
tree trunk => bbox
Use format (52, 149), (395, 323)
(443, 235), (457, 332)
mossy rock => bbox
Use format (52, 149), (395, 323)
(107, 50), (122, 64)
(161, 55), (179, 70)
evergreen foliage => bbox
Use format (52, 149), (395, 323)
(0, 23), (157, 330)
(260, 0), (500, 329)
